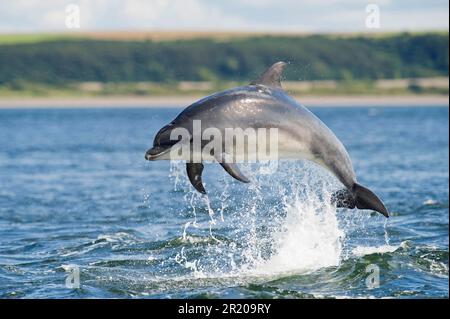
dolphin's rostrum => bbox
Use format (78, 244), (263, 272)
(145, 62), (389, 217)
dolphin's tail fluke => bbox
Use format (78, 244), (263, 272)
(332, 183), (389, 217)
(353, 183), (389, 217)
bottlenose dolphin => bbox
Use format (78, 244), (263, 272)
(145, 62), (389, 217)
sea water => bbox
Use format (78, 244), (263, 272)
(0, 106), (448, 298)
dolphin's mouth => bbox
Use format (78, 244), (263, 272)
(145, 146), (172, 160)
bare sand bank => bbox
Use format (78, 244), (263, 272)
(0, 95), (448, 109)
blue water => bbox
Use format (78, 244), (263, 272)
(0, 106), (448, 298)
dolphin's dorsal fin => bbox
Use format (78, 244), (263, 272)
(250, 61), (287, 89)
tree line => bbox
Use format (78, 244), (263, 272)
(0, 33), (448, 85)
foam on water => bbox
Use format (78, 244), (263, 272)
(351, 244), (400, 257)
(423, 199), (439, 205)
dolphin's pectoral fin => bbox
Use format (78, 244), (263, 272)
(250, 61), (287, 89)
(219, 162), (250, 183)
(186, 163), (206, 194)
(331, 184), (389, 218)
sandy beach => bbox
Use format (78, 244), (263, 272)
(0, 95), (448, 109)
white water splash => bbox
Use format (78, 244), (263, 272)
(254, 188), (344, 274)
(383, 218), (390, 245)
(169, 161), (184, 191)
(167, 161), (384, 277)
(174, 247), (206, 278)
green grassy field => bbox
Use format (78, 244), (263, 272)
(0, 33), (76, 45)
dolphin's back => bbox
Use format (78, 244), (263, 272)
(170, 85), (356, 188)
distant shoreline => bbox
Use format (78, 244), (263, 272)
(0, 95), (448, 109)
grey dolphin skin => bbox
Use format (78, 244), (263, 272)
(145, 62), (389, 217)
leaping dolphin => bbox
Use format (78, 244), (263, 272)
(145, 62), (389, 217)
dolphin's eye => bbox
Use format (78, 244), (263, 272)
(154, 124), (183, 147)
(154, 124), (172, 145)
